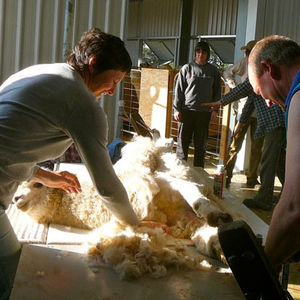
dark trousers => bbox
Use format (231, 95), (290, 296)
(176, 110), (211, 167)
(254, 127), (286, 203)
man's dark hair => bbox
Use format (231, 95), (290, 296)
(67, 28), (132, 74)
(194, 41), (210, 60)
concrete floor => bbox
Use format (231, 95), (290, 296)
(201, 155), (300, 300)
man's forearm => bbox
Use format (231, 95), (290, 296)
(221, 79), (252, 106)
(173, 90), (184, 112)
(239, 99), (254, 123)
(31, 167), (49, 183)
(265, 190), (300, 269)
(173, 101), (182, 113)
(31, 167), (81, 193)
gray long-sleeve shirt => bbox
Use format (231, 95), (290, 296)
(173, 61), (221, 113)
(0, 63), (139, 225)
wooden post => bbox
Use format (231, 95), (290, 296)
(219, 85), (231, 164)
(165, 70), (178, 138)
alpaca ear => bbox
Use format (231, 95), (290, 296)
(33, 182), (43, 188)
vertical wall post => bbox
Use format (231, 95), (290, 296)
(34, 0), (42, 64)
(15, 0), (24, 72)
(177, 0), (194, 66)
(0, 0), (5, 81)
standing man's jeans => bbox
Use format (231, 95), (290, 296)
(226, 117), (264, 182)
(176, 110), (211, 167)
(254, 127), (286, 204)
(0, 209), (21, 300)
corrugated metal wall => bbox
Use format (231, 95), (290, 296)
(0, 0), (65, 82)
(258, 0), (300, 42)
(0, 0), (129, 82)
(191, 0), (238, 36)
(128, 0), (299, 41)
(0, 0), (128, 141)
(128, 0), (238, 38)
(128, 0), (181, 38)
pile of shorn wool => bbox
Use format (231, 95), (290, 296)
(14, 136), (239, 279)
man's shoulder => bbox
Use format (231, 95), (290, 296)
(181, 63), (193, 69)
(178, 63), (194, 74)
(207, 62), (220, 72)
(291, 90), (300, 110)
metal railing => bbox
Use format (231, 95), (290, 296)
(120, 69), (141, 137)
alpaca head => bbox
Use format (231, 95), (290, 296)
(13, 181), (45, 210)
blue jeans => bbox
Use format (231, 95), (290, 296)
(0, 209), (21, 299)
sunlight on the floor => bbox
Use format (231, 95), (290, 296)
(289, 284), (300, 300)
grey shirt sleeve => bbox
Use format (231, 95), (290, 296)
(173, 68), (187, 113)
(212, 67), (222, 102)
(65, 98), (139, 226)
